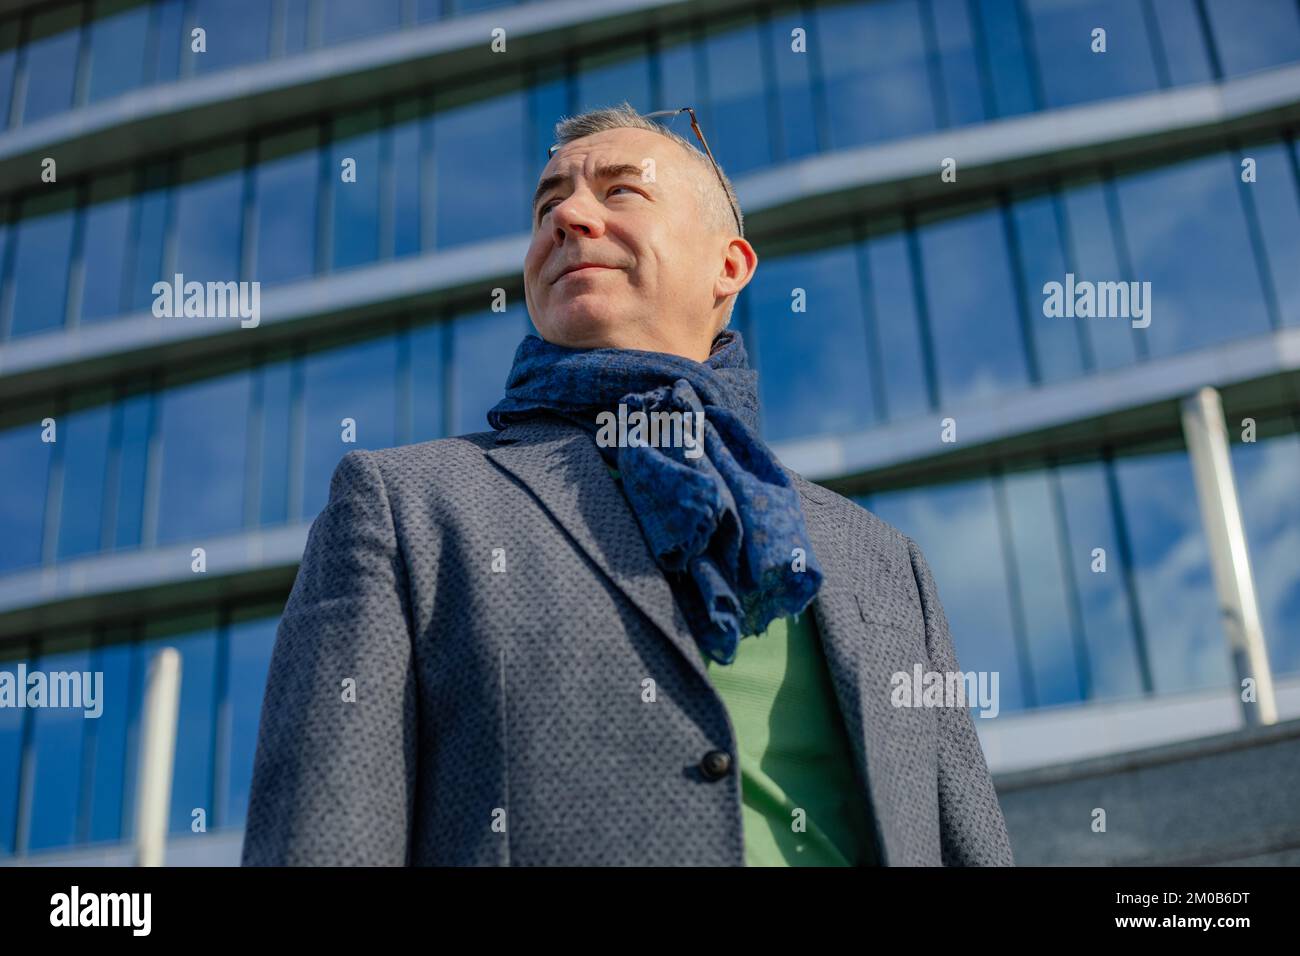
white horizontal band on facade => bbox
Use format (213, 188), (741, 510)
(0, 522), (308, 633)
(0, 231), (530, 395)
(773, 326), (1300, 483)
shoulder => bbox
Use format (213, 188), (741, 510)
(781, 463), (912, 553)
(781, 466), (947, 629)
(333, 432), (501, 495)
(366, 431), (500, 469)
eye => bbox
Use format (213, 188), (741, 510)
(537, 184), (643, 222)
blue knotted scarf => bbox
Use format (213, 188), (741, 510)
(487, 328), (823, 664)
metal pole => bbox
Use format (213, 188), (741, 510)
(134, 647), (182, 866)
(1179, 387), (1277, 726)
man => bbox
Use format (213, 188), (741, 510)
(242, 104), (1014, 867)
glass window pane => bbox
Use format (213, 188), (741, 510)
(133, 616), (218, 836)
(56, 401), (113, 560)
(1060, 177), (1137, 370)
(433, 87), (528, 249)
(701, 19), (771, 176)
(172, 146), (245, 283)
(320, 0), (401, 45)
(930, 0), (987, 127)
(450, 304), (526, 437)
(0, 218), (8, 325)
(575, 44), (650, 116)
(0, 422), (52, 574)
(1203, 0), (1300, 77)
(417, 0), (443, 24)
(389, 99), (423, 259)
(79, 173), (133, 324)
(450, 0), (515, 12)
(972, 0), (1038, 117)
(1010, 190), (1085, 382)
(0, 20), (19, 130)
(528, 69), (568, 173)
(26, 637), (93, 852)
(917, 204), (1029, 405)
(1056, 459), (1144, 701)
(657, 27), (700, 113)
(1024, 0), (1160, 108)
(1231, 428), (1300, 676)
(256, 357), (293, 527)
(9, 191), (76, 338)
(330, 109), (382, 271)
(188, 0), (270, 74)
(86, 0), (150, 103)
(127, 165), (170, 312)
(409, 321), (446, 443)
(282, 0), (309, 54)
(253, 127), (319, 285)
(111, 391), (152, 551)
(156, 369), (251, 544)
(151, 0), (183, 82)
(19, 5), (81, 126)
(1002, 468), (1084, 706)
(816, 0), (935, 149)
(861, 227), (930, 421)
(86, 633), (132, 844)
(300, 333), (400, 519)
(749, 240), (876, 442)
(222, 610), (278, 828)
(1150, 0), (1214, 86)
(868, 478), (1029, 713)
(766, 9), (819, 160)
(1114, 151), (1272, 358)
(1243, 140), (1300, 329)
(1112, 449), (1227, 694)
(0, 647), (28, 855)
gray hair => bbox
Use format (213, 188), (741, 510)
(549, 102), (745, 326)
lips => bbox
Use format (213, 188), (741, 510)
(554, 263), (617, 283)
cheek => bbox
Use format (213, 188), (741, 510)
(524, 246), (548, 295)
(523, 242), (542, 279)
(655, 241), (699, 294)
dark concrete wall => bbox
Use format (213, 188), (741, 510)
(994, 718), (1300, 866)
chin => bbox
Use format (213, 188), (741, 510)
(539, 300), (631, 349)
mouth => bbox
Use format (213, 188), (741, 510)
(554, 264), (618, 284)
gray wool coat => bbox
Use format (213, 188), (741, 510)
(240, 415), (1015, 866)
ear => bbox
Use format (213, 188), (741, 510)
(715, 237), (757, 302)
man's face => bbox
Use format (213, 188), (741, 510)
(524, 127), (753, 362)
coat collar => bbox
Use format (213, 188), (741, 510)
(484, 416), (914, 865)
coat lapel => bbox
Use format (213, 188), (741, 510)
(484, 418), (711, 686)
(787, 469), (924, 867)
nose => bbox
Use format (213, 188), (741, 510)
(549, 192), (605, 242)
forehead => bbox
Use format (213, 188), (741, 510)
(541, 127), (692, 182)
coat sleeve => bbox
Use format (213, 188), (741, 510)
(904, 534), (1016, 866)
(241, 449), (418, 866)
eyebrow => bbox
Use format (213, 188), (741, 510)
(531, 162), (648, 218)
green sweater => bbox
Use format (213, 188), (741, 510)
(702, 611), (877, 866)
(606, 465), (876, 866)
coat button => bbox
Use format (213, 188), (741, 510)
(699, 750), (732, 781)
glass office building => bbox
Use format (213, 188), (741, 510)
(0, 0), (1298, 864)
